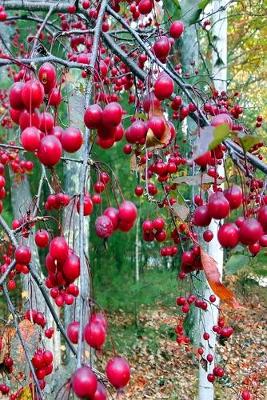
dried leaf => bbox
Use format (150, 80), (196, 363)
(145, 128), (165, 149)
(146, 107), (171, 149)
(130, 154), (138, 172)
(173, 173), (224, 186)
(200, 248), (240, 308)
(0, 326), (16, 364)
(171, 203), (190, 220)
(11, 320), (40, 374)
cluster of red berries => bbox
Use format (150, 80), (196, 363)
(8, 62), (85, 168)
(45, 236), (80, 307)
(95, 200), (138, 238)
(32, 349), (53, 389)
(67, 312), (130, 398)
(44, 192), (70, 211)
(24, 309), (47, 328)
(142, 217), (167, 242)
(67, 312), (107, 350)
(84, 101), (124, 149)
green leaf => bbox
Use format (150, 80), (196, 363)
(198, 0), (212, 8)
(188, 0), (212, 25)
(209, 124), (231, 149)
(225, 254), (250, 275)
(192, 124), (230, 159)
(239, 135), (263, 151)
(163, 0), (181, 21)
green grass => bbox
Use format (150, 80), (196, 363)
(93, 268), (180, 313)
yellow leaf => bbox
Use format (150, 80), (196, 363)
(18, 385), (33, 400)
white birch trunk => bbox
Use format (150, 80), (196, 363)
(135, 215), (140, 282)
(10, 173), (61, 369)
(198, 2), (228, 399)
(63, 78), (90, 367)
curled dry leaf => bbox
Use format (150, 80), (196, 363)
(0, 326), (16, 364)
(173, 173), (224, 186)
(200, 248), (240, 308)
(171, 203), (190, 221)
(145, 106), (171, 149)
(130, 153), (138, 172)
(10, 320), (40, 375)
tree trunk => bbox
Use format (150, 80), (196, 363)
(135, 215), (140, 282)
(198, 2), (227, 400)
(10, 173), (61, 370)
(180, 0), (203, 346)
(63, 80), (90, 367)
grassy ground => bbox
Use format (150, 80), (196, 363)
(94, 271), (267, 400)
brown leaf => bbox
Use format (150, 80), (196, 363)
(11, 320), (40, 374)
(200, 248), (240, 308)
(145, 128), (165, 149)
(130, 154), (138, 172)
(146, 107), (171, 149)
(173, 173), (224, 186)
(0, 326), (16, 364)
(171, 203), (190, 221)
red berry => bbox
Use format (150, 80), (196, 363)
(21, 127), (41, 152)
(92, 382), (107, 400)
(72, 366), (97, 399)
(208, 192), (229, 219)
(103, 207), (119, 230)
(67, 321), (80, 344)
(169, 20), (184, 39)
(39, 112), (54, 133)
(38, 62), (56, 93)
(154, 74), (174, 100)
(61, 127), (83, 153)
(15, 245), (31, 264)
(9, 82), (25, 110)
(193, 205), (211, 227)
(21, 79), (44, 110)
(49, 236), (68, 263)
(37, 135), (62, 167)
(207, 373), (215, 383)
(218, 223), (239, 248)
(203, 230), (213, 242)
(106, 357), (130, 389)
(118, 201), (137, 225)
(95, 215), (113, 238)
(241, 390), (251, 400)
(239, 218), (263, 245)
(102, 102), (123, 128)
(153, 36), (170, 60)
(62, 253), (80, 282)
(84, 321), (106, 349)
(84, 104), (103, 129)
(224, 185), (243, 209)
(138, 0), (153, 15)
(195, 151), (212, 167)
